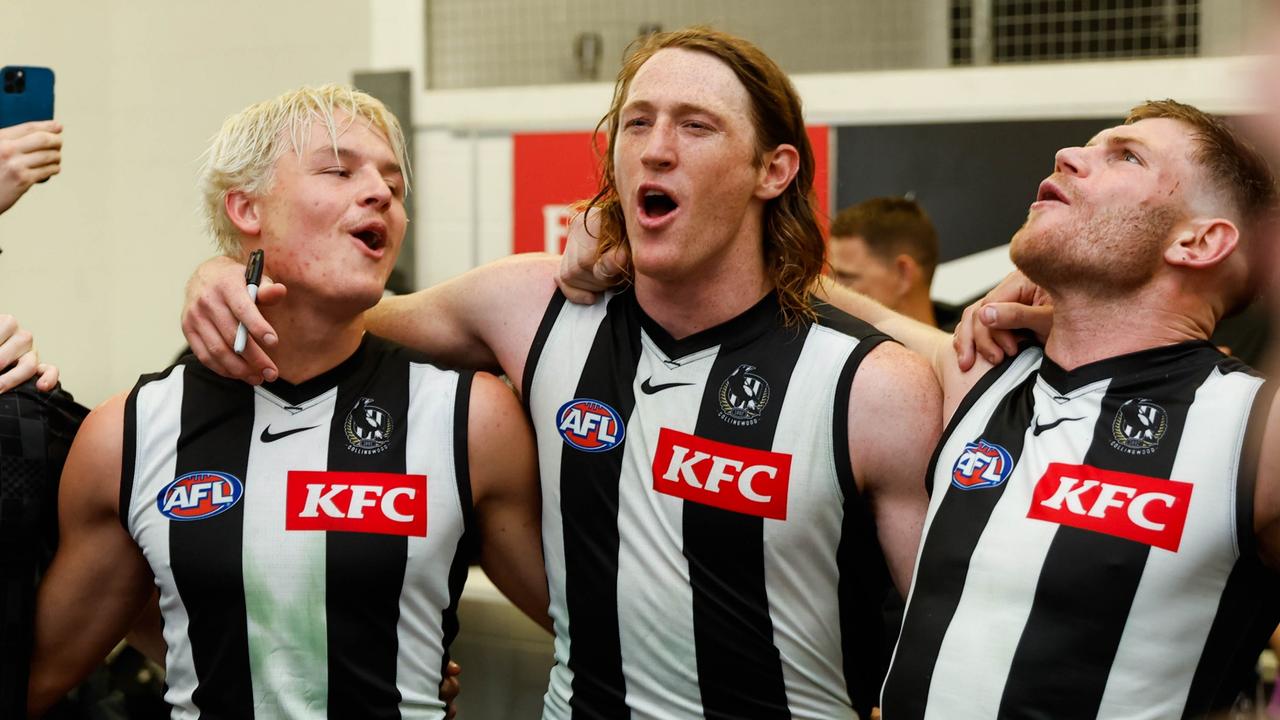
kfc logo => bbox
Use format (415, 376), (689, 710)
(651, 428), (791, 520)
(286, 470), (427, 537)
(1027, 463), (1192, 552)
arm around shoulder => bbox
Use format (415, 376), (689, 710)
(846, 342), (942, 595)
(367, 254), (561, 384)
(28, 392), (155, 717)
(466, 372), (551, 632)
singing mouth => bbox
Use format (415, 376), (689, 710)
(350, 221), (387, 250)
(638, 184), (680, 221)
(1036, 180), (1070, 205)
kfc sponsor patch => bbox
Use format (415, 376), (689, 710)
(1027, 462), (1192, 552)
(652, 427), (791, 520)
(286, 470), (427, 537)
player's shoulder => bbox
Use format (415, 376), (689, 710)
(811, 298), (886, 342)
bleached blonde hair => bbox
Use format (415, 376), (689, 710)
(199, 83), (410, 255)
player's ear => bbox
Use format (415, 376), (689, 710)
(225, 190), (263, 238)
(1165, 217), (1238, 270)
(755, 144), (799, 201)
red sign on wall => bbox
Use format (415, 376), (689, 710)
(513, 126), (831, 255)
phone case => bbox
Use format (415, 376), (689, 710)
(0, 66), (55, 129)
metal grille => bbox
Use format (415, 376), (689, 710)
(951, 0), (1200, 66)
(424, 0), (1250, 90)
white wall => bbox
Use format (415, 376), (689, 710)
(0, 1), (373, 407)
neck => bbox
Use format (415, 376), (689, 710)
(262, 296), (367, 384)
(633, 258), (772, 341)
(1043, 284), (1213, 371)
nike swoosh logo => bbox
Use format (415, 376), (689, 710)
(260, 424), (320, 443)
(1031, 416), (1086, 436)
(640, 378), (694, 395)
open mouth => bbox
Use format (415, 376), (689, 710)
(350, 223), (387, 251)
(1036, 180), (1070, 205)
(639, 187), (680, 221)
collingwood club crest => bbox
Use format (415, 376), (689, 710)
(1111, 398), (1167, 455)
(345, 397), (394, 455)
(718, 364), (770, 426)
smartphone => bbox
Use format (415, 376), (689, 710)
(0, 66), (55, 129)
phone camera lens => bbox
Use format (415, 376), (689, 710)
(13, 70), (22, 79)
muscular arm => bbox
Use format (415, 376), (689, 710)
(1253, 391), (1280, 570)
(467, 373), (551, 632)
(847, 342), (943, 594)
(28, 393), (155, 717)
(183, 253), (560, 391)
(366, 255), (559, 387)
(815, 278), (990, 422)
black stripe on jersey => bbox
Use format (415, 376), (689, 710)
(440, 370), (477, 677)
(120, 366), (179, 530)
(561, 293), (643, 719)
(1182, 378), (1276, 715)
(997, 357), (1217, 717)
(880, 366), (1038, 719)
(684, 322), (807, 719)
(522, 290), (568, 410)
(325, 341), (411, 720)
(828, 328), (892, 716)
(169, 366), (257, 719)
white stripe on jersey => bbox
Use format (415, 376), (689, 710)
(128, 366), (197, 720)
(1094, 368), (1262, 719)
(242, 385), (337, 717)
(766, 324), (857, 713)
(616, 338), (713, 718)
(396, 363), (464, 717)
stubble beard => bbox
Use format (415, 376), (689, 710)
(1011, 202), (1176, 299)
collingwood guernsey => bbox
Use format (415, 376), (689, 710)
(524, 288), (893, 719)
(882, 341), (1275, 719)
(121, 336), (474, 720)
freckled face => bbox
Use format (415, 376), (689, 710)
(613, 48), (768, 282)
(251, 114), (407, 313)
(1011, 118), (1196, 295)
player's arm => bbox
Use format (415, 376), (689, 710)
(27, 392), (155, 717)
(467, 372), (551, 632)
(1252, 390), (1280, 571)
(816, 278), (984, 421)
(846, 342), (943, 594)
(366, 255), (560, 388)
(182, 254), (560, 392)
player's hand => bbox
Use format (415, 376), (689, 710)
(954, 270), (1053, 370)
(556, 209), (628, 305)
(182, 255), (286, 384)
(439, 660), (461, 719)
(0, 120), (62, 215)
(0, 314), (58, 393)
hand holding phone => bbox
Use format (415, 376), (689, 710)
(0, 66), (59, 216)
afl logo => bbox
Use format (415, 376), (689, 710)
(951, 440), (1015, 491)
(345, 397), (394, 455)
(157, 471), (244, 521)
(557, 398), (625, 453)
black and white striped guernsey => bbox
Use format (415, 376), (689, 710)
(523, 288), (893, 719)
(121, 335), (475, 720)
(881, 341), (1276, 719)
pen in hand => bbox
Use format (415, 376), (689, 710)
(233, 249), (265, 355)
